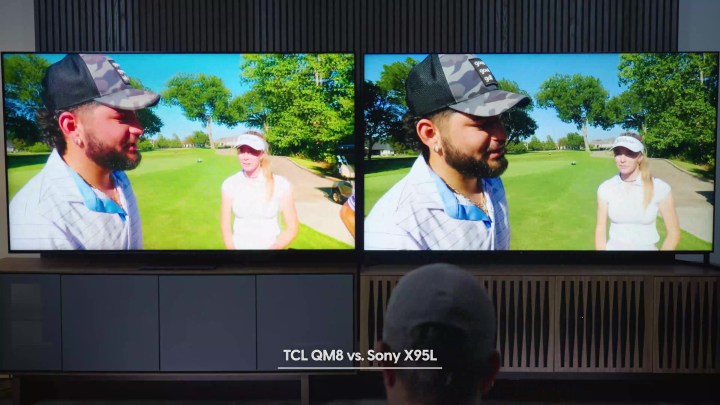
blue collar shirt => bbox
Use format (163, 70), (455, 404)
(365, 156), (510, 250)
(9, 149), (143, 250)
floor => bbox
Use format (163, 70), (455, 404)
(1, 375), (718, 404)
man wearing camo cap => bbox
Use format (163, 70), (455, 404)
(365, 54), (529, 250)
(9, 54), (159, 250)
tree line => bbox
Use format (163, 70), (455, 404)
(364, 53), (718, 167)
(3, 54), (354, 164)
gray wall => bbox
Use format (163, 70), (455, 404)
(0, 0), (35, 259)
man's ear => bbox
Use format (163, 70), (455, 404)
(57, 111), (80, 137)
(480, 350), (500, 395)
(416, 118), (440, 150)
(375, 340), (396, 388)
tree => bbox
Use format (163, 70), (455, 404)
(137, 138), (155, 151)
(543, 135), (556, 150)
(564, 132), (585, 150)
(527, 136), (544, 151)
(617, 53), (718, 165)
(497, 80), (538, 144)
(365, 58), (422, 153)
(363, 81), (404, 159)
(606, 90), (648, 136)
(128, 78), (163, 137)
(155, 135), (171, 149)
(505, 141), (527, 153)
(162, 73), (241, 149)
(185, 130), (209, 147)
(239, 54), (354, 162)
(2, 54), (51, 146)
(169, 134), (183, 148)
(236, 89), (269, 132)
(376, 57), (417, 107)
(536, 74), (615, 153)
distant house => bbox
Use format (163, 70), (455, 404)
(6, 140), (15, 153)
(591, 138), (614, 150)
(371, 143), (395, 156)
(215, 136), (237, 148)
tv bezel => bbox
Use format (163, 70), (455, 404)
(1, 51), (358, 262)
(358, 51), (719, 264)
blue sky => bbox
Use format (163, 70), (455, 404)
(37, 53), (253, 140)
(365, 53), (630, 142)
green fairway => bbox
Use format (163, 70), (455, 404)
(7, 149), (351, 250)
(7, 154), (49, 198)
(364, 151), (712, 251)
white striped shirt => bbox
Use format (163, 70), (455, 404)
(9, 149), (143, 251)
(365, 156), (510, 250)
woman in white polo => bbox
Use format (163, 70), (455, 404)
(220, 131), (299, 249)
(595, 133), (680, 250)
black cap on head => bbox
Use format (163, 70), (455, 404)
(41, 53), (160, 112)
(382, 263), (497, 366)
(406, 54), (529, 117)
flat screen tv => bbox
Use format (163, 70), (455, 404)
(2, 52), (356, 261)
(362, 53), (718, 261)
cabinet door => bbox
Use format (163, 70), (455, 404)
(159, 275), (256, 371)
(256, 274), (354, 370)
(61, 275), (159, 371)
(0, 274), (61, 371)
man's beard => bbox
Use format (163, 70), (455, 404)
(441, 136), (508, 178)
(85, 134), (141, 171)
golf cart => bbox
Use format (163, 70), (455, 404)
(331, 145), (355, 204)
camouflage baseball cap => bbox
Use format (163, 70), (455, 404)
(41, 53), (160, 112)
(406, 54), (529, 117)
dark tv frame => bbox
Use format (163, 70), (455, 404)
(1, 51), (359, 267)
(357, 52), (719, 268)
(2, 51), (718, 269)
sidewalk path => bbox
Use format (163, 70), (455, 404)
(269, 156), (355, 247)
(647, 158), (714, 243)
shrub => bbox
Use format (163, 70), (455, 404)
(137, 138), (155, 151)
(27, 142), (51, 153)
(506, 141), (527, 154)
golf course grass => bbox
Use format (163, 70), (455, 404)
(7, 149), (352, 250)
(364, 151), (713, 251)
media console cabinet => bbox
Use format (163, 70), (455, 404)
(2, 258), (719, 404)
(0, 258), (354, 404)
(361, 264), (720, 374)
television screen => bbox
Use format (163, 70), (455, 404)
(3, 52), (356, 252)
(363, 53), (717, 252)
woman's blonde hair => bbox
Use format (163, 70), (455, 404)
(622, 132), (653, 209)
(240, 130), (275, 201)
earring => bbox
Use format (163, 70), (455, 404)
(433, 144), (440, 153)
(74, 138), (81, 146)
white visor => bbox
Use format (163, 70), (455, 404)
(611, 135), (643, 153)
(234, 134), (266, 151)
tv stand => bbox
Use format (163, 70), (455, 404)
(2, 258), (719, 404)
(0, 258), (355, 405)
(138, 264), (219, 271)
(361, 262), (720, 373)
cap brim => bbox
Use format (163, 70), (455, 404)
(95, 88), (160, 111)
(611, 143), (643, 153)
(449, 90), (530, 117)
(234, 143), (265, 151)
(234, 135), (267, 151)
